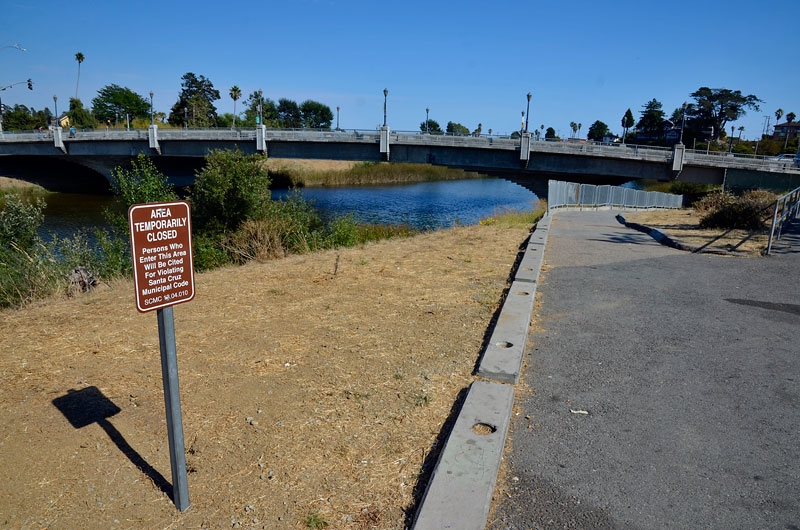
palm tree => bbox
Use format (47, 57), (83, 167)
(787, 112), (796, 123)
(230, 85), (242, 128)
(775, 108), (784, 124)
(577, 123), (582, 138)
(74, 52), (84, 100)
(569, 121), (577, 138)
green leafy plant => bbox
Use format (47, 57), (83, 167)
(305, 512), (329, 529)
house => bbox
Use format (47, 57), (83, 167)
(772, 121), (799, 141)
(56, 113), (70, 128)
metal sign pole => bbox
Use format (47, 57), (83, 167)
(157, 305), (190, 512)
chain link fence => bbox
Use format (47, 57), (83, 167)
(548, 180), (683, 211)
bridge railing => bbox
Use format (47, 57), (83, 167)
(685, 149), (800, 172)
(548, 179), (683, 212)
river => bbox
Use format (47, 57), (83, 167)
(38, 178), (539, 239)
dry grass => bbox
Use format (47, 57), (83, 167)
(0, 221), (535, 529)
(0, 176), (45, 190)
(625, 209), (770, 256)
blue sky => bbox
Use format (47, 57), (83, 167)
(2, 0), (798, 140)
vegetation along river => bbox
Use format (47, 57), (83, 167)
(38, 178), (539, 239)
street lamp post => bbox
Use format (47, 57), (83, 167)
(729, 125), (735, 153)
(383, 88), (388, 127)
(336, 106), (340, 130)
(184, 107), (188, 129)
(53, 95), (58, 127)
(149, 91), (154, 126)
(426, 107), (429, 133)
(525, 92), (531, 133)
(679, 102), (687, 144)
(521, 111), (525, 133)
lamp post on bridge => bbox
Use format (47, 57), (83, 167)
(336, 106), (340, 130)
(679, 102), (687, 144)
(729, 125), (735, 153)
(426, 107), (429, 133)
(184, 107), (188, 129)
(383, 88), (388, 128)
(53, 95), (58, 127)
(150, 91), (154, 126)
(525, 92), (531, 133)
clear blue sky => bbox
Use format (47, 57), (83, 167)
(2, 0), (798, 140)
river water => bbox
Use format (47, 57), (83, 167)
(38, 178), (539, 238)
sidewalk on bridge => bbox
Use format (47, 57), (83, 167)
(488, 211), (800, 529)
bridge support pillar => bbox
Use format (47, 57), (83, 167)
(256, 125), (268, 154)
(380, 126), (390, 161)
(53, 126), (66, 154)
(519, 133), (532, 168)
(671, 143), (685, 179)
(149, 124), (161, 155)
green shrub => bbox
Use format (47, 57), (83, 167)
(326, 214), (359, 248)
(0, 194), (46, 250)
(108, 154), (178, 233)
(696, 190), (776, 230)
(0, 241), (64, 309)
(191, 149), (271, 232)
(192, 231), (233, 271)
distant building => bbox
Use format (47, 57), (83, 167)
(636, 119), (681, 143)
(57, 113), (70, 128)
(772, 121), (799, 141)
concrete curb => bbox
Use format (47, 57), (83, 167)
(411, 381), (514, 530)
(412, 215), (551, 529)
(476, 215), (549, 383)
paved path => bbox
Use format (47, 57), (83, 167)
(489, 211), (800, 530)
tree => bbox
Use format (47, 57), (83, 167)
(419, 119), (442, 133)
(74, 52), (84, 100)
(577, 123), (582, 138)
(277, 98), (301, 128)
(684, 88), (762, 141)
(472, 123), (482, 136)
(787, 112), (796, 124)
(168, 72), (221, 127)
(68, 98), (97, 129)
(636, 98), (665, 135)
(545, 127), (556, 139)
(446, 121), (469, 135)
(775, 108), (784, 124)
(190, 149), (271, 233)
(569, 121), (578, 138)
(1, 104), (51, 130)
(299, 100), (333, 129)
(229, 85), (242, 128)
(587, 120), (610, 141)
(621, 108), (634, 142)
(91, 84), (150, 122)
(242, 90), (278, 126)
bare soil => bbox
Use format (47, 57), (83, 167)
(625, 209), (769, 256)
(0, 223), (533, 529)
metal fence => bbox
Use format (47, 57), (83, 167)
(766, 185), (800, 255)
(547, 180), (683, 211)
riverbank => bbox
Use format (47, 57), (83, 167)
(0, 217), (541, 529)
(266, 158), (484, 187)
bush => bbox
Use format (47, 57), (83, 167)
(0, 241), (64, 309)
(191, 149), (271, 232)
(0, 194), (45, 250)
(695, 190), (776, 230)
(108, 154), (178, 233)
(326, 214), (359, 248)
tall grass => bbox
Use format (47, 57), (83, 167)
(269, 161), (484, 187)
(479, 200), (547, 228)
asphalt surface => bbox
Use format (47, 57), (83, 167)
(489, 211), (800, 530)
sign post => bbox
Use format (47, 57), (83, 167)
(128, 200), (195, 512)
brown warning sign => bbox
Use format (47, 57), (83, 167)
(128, 201), (195, 313)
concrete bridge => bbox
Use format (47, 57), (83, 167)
(1, 125), (798, 194)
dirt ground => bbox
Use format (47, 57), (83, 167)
(625, 209), (769, 256)
(0, 222), (534, 529)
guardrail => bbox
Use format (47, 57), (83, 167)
(547, 180), (683, 212)
(766, 185), (800, 255)
(2, 127), (799, 173)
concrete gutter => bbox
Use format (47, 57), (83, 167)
(412, 215), (550, 529)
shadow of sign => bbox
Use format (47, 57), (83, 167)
(52, 386), (173, 498)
